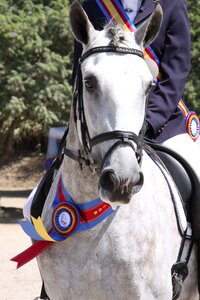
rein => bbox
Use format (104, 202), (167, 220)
(66, 45), (146, 171)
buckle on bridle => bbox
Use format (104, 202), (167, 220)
(78, 150), (90, 170)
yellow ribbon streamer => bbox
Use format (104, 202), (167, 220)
(31, 216), (56, 242)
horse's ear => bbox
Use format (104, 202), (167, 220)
(69, 1), (96, 45)
(135, 3), (163, 47)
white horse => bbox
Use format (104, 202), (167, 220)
(36, 2), (198, 299)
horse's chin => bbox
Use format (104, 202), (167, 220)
(99, 184), (142, 207)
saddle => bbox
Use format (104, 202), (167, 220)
(145, 141), (200, 234)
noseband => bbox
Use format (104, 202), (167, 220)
(66, 46), (146, 172)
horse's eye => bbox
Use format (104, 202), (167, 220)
(85, 80), (93, 89)
(84, 76), (96, 91)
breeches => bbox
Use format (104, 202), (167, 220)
(161, 133), (200, 179)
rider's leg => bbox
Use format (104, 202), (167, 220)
(161, 133), (200, 179)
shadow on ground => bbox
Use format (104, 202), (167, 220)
(0, 207), (23, 224)
(0, 190), (32, 198)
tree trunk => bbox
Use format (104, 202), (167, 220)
(0, 118), (21, 161)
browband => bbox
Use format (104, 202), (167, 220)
(80, 46), (144, 63)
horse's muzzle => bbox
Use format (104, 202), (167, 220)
(99, 168), (144, 203)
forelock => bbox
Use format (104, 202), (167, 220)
(105, 23), (126, 47)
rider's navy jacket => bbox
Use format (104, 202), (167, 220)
(72, 0), (191, 143)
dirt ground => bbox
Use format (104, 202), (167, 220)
(0, 153), (45, 189)
(0, 153), (45, 300)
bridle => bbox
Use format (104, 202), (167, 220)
(65, 45), (146, 172)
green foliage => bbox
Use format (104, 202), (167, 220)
(0, 0), (73, 154)
(184, 0), (200, 113)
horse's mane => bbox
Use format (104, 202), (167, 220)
(105, 23), (126, 47)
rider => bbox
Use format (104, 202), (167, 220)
(72, 0), (200, 288)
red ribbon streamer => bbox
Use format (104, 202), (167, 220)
(11, 241), (52, 268)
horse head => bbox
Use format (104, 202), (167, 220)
(70, 1), (163, 204)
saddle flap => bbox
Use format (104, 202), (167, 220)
(155, 150), (192, 205)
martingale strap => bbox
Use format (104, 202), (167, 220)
(96, 0), (200, 141)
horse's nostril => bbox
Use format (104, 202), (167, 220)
(100, 170), (120, 193)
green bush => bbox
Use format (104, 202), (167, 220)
(0, 0), (72, 154)
(184, 0), (200, 112)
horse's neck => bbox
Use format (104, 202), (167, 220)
(61, 157), (99, 202)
